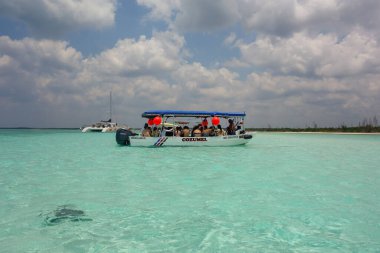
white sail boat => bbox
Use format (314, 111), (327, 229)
(81, 92), (118, 133)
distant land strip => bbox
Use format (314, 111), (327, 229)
(0, 127), (79, 130)
(248, 126), (380, 133)
(1, 126), (380, 133)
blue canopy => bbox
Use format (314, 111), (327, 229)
(142, 110), (246, 118)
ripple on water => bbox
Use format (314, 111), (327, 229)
(1, 130), (380, 252)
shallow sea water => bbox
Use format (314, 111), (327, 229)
(0, 129), (380, 252)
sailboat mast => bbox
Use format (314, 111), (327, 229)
(110, 91), (112, 122)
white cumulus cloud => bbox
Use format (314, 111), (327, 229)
(232, 29), (380, 78)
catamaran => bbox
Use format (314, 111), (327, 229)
(116, 110), (254, 147)
(81, 120), (118, 133)
(81, 92), (119, 133)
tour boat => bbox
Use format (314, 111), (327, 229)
(116, 110), (253, 147)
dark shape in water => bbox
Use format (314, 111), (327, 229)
(44, 205), (92, 226)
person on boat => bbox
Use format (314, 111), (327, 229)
(152, 127), (159, 137)
(202, 125), (212, 136)
(226, 119), (236, 135)
(216, 124), (226, 136)
(193, 128), (202, 137)
(175, 126), (182, 137)
(142, 123), (152, 137)
(192, 125), (202, 137)
(209, 125), (216, 136)
(202, 118), (208, 128)
(181, 126), (190, 137)
(191, 125), (198, 137)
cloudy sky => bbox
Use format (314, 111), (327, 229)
(1, 0), (379, 128)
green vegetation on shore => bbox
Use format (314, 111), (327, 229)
(248, 126), (380, 133)
(248, 116), (380, 133)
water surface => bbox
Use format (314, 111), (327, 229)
(0, 130), (379, 252)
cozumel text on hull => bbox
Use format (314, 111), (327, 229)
(116, 110), (254, 147)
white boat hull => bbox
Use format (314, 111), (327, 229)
(81, 126), (119, 133)
(82, 127), (100, 132)
(129, 134), (254, 147)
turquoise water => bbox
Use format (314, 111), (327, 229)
(1, 130), (380, 252)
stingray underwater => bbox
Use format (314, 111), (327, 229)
(43, 205), (92, 226)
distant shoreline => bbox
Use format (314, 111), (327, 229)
(1, 127), (380, 135)
(0, 127), (79, 130)
(253, 131), (380, 135)
(248, 126), (380, 134)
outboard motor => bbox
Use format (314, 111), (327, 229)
(116, 128), (135, 146)
(243, 134), (253, 139)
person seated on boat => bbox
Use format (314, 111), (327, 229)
(175, 126), (182, 137)
(191, 125), (198, 136)
(193, 126), (202, 137)
(216, 124), (226, 136)
(202, 125), (212, 136)
(181, 126), (190, 137)
(191, 125), (202, 137)
(142, 123), (152, 137)
(152, 127), (160, 137)
(226, 119), (236, 135)
(208, 126), (216, 136)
